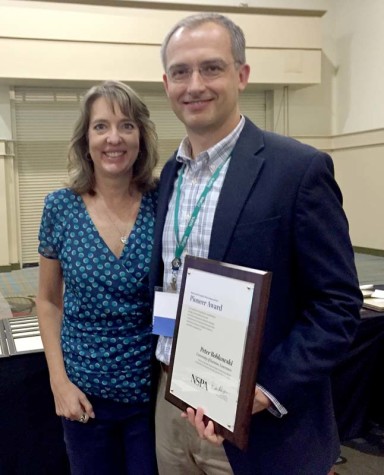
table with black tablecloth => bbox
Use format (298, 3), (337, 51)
(0, 352), (70, 475)
(332, 308), (384, 441)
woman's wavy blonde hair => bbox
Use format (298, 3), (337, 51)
(67, 81), (159, 195)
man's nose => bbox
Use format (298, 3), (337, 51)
(186, 69), (206, 92)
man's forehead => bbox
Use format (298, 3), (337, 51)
(165, 23), (231, 63)
(171, 22), (226, 41)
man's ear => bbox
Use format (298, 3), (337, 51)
(238, 63), (250, 92)
(163, 73), (170, 97)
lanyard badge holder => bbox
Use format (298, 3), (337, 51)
(170, 154), (231, 291)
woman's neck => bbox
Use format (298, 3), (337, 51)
(93, 177), (138, 205)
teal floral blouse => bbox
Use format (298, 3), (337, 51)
(38, 188), (157, 404)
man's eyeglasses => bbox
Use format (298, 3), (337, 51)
(166, 60), (240, 83)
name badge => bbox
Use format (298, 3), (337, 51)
(152, 290), (179, 337)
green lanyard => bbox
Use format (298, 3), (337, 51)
(171, 155), (231, 284)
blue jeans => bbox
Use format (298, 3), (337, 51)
(62, 396), (157, 475)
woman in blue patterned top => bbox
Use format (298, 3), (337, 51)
(36, 81), (159, 475)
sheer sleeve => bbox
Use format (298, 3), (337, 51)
(38, 191), (65, 259)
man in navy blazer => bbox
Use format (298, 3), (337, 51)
(150, 12), (362, 475)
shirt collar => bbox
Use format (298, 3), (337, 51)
(176, 116), (245, 171)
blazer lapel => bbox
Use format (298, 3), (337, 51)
(209, 119), (265, 261)
(156, 155), (181, 232)
(151, 155), (181, 288)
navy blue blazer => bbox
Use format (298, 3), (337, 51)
(150, 117), (362, 474)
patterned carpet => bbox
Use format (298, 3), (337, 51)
(0, 267), (38, 319)
(0, 266), (38, 298)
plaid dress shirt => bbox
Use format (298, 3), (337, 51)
(156, 116), (244, 364)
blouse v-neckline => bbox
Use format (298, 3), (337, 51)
(78, 192), (142, 261)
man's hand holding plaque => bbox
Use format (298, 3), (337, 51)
(182, 386), (272, 446)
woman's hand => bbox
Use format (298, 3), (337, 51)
(51, 377), (95, 422)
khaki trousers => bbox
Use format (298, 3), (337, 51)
(155, 367), (234, 475)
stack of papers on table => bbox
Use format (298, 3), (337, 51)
(361, 285), (384, 311)
(0, 316), (43, 356)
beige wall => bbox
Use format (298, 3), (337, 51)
(123, 0), (329, 10)
(332, 132), (384, 250)
(0, 1), (321, 84)
(0, 140), (18, 267)
(327, 1), (384, 251)
(0, 142), (10, 266)
(295, 131), (384, 250)
(289, 0), (384, 251)
(322, 0), (384, 135)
